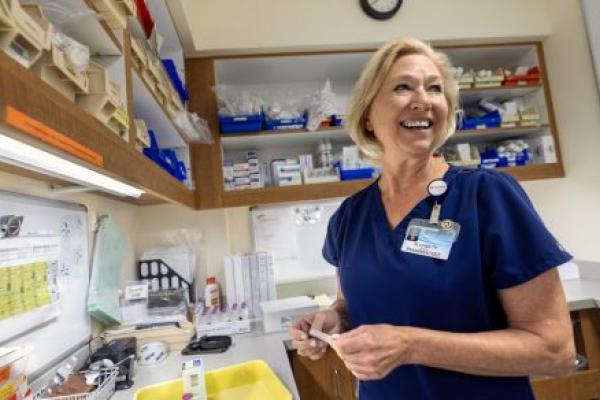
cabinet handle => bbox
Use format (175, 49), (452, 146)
(333, 368), (341, 399)
(574, 354), (588, 371)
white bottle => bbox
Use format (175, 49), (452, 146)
(204, 277), (220, 308)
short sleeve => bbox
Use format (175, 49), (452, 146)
(478, 172), (572, 289)
(322, 202), (346, 268)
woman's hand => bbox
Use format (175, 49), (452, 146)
(289, 309), (343, 360)
(332, 324), (414, 380)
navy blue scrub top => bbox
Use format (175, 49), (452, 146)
(323, 165), (572, 400)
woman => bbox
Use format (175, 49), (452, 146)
(289, 38), (575, 399)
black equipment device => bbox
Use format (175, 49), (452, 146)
(90, 338), (137, 390)
(181, 335), (232, 355)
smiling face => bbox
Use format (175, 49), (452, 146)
(367, 54), (449, 161)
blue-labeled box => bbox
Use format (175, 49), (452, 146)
(263, 115), (307, 131)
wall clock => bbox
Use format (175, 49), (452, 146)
(360, 0), (404, 20)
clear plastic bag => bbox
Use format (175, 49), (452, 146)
(306, 80), (337, 131)
(215, 84), (263, 116)
(52, 31), (90, 73)
(173, 111), (214, 144)
(31, 1), (92, 73)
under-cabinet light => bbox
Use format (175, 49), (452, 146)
(0, 134), (144, 198)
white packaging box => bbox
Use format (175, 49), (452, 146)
(342, 145), (360, 170)
(299, 154), (314, 172)
(233, 170), (250, 178)
(260, 296), (319, 333)
(527, 135), (557, 163)
(234, 177), (250, 185)
(182, 358), (207, 400)
(278, 175), (302, 186)
(233, 162), (250, 171)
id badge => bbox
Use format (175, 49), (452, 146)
(401, 218), (461, 260)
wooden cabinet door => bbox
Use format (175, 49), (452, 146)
(291, 348), (357, 400)
(532, 370), (600, 400)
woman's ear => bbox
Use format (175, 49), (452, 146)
(366, 119), (373, 132)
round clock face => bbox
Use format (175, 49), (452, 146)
(360, 0), (404, 20)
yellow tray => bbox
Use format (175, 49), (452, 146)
(134, 360), (292, 400)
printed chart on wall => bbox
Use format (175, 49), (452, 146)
(0, 190), (91, 377)
(251, 200), (341, 284)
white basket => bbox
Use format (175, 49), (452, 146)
(37, 367), (119, 400)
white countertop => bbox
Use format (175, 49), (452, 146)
(111, 262), (600, 400)
(563, 278), (600, 310)
(113, 329), (299, 400)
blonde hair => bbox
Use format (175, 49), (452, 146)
(346, 38), (459, 164)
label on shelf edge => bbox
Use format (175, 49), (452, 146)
(4, 105), (104, 167)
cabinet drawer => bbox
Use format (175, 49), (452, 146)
(532, 369), (600, 400)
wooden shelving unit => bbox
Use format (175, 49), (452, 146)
(0, 50), (194, 207)
(221, 179), (373, 207)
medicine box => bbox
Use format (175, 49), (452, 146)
(263, 115), (306, 131)
(260, 296), (318, 333)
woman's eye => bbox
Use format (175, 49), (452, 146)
(428, 84), (443, 93)
(394, 83), (411, 92)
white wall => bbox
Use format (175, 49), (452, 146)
(177, 0), (551, 56)
(132, 205), (253, 291)
(519, 0), (600, 262)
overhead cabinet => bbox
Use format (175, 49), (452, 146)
(0, 0), (195, 206)
(187, 42), (566, 209)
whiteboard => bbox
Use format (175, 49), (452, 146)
(0, 191), (91, 378)
(582, 0), (600, 99)
(251, 200), (342, 284)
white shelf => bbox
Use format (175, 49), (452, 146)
(220, 128), (351, 152)
(459, 85), (542, 104)
(449, 125), (548, 144)
(132, 68), (188, 148)
(37, 0), (122, 56)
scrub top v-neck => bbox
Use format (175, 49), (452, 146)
(322, 165), (572, 400)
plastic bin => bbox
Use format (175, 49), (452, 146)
(504, 66), (540, 86)
(219, 113), (263, 134)
(135, 0), (154, 38)
(133, 360), (291, 400)
(339, 167), (374, 181)
(263, 115), (306, 131)
(330, 114), (344, 127)
(458, 110), (501, 130)
(161, 58), (189, 103)
(142, 131), (188, 181)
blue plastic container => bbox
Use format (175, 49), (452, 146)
(219, 113), (263, 134)
(264, 115), (306, 130)
(143, 131), (187, 181)
(161, 59), (189, 103)
(330, 114), (344, 127)
(458, 110), (501, 130)
(339, 167), (375, 181)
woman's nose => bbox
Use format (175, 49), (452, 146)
(410, 88), (431, 111)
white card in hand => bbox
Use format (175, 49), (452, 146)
(309, 329), (333, 345)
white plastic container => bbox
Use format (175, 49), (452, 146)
(260, 296), (319, 333)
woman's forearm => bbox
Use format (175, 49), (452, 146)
(406, 326), (575, 377)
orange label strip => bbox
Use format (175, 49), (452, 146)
(5, 106), (104, 167)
